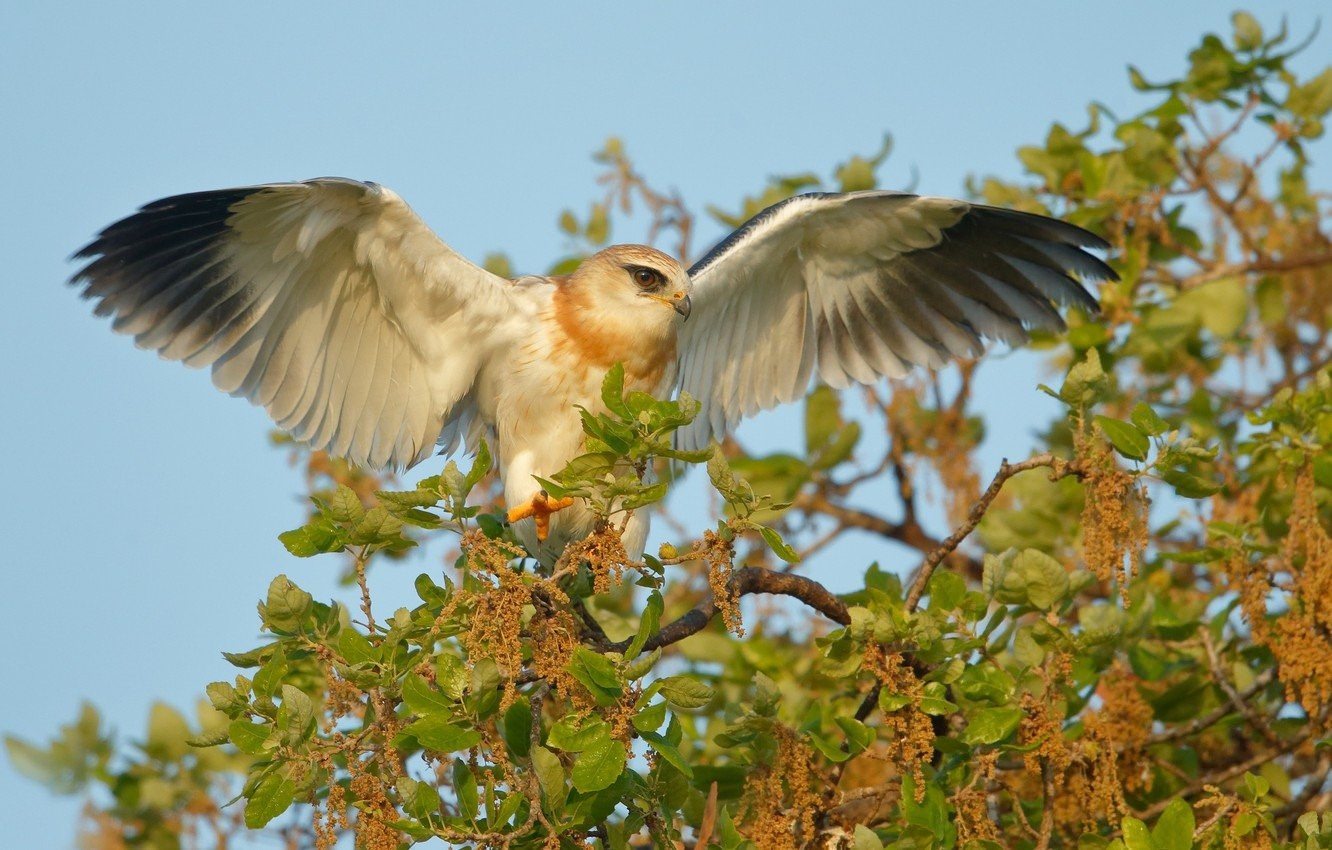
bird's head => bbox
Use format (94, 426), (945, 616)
(569, 245), (692, 323)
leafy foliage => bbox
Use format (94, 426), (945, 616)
(9, 11), (1332, 850)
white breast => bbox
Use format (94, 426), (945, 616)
(482, 300), (671, 565)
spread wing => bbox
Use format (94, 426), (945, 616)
(71, 178), (531, 468)
(674, 191), (1115, 449)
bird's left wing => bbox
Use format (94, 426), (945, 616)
(71, 178), (532, 468)
(675, 191), (1115, 449)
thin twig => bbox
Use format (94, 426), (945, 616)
(1035, 760), (1056, 850)
(353, 546), (376, 634)
(904, 454), (1074, 613)
(1136, 728), (1312, 819)
(1149, 672), (1273, 743)
(1201, 630), (1279, 745)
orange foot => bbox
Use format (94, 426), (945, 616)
(506, 491), (575, 542)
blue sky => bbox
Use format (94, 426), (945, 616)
(2, 2), (1327, 844)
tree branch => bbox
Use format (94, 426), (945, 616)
(606, 567), (849, 654)
(792, 490), (939, 552)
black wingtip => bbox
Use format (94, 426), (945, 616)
(66, 187), (255, 322)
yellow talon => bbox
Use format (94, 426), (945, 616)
(506, 491), (575, 542)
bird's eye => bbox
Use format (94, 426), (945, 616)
(631, 267), (660, 288)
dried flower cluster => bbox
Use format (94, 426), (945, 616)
(742, 726), (821, 850)
(702, 530), (744, 636)
(861, 644), (933, 801)
(1078, 426), (1148, 595)
(1271, 464), (1332, 723)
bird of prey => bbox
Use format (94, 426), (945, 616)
(71, 178), (1112, 563)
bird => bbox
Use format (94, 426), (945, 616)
(71, 177), (1113, 563)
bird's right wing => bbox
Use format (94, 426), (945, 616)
(71, 178), (532, 468)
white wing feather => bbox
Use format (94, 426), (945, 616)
(72, 178), (531, 468)
(676, 191), (1114, 449)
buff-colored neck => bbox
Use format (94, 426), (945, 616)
(550, 280), (677, 391)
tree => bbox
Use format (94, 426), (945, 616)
(9, 11), (1332, 850)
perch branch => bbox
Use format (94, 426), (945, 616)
(606, 567), (849, 654)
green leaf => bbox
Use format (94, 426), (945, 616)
(961, 706), (1023, 745)
(601, 363), (630, 419)
(1152, 798), (1196, 850)
(464, 440), (493, 493)
(626, 588), (663, 663)
(346, 506), (404, 546)
(467, 658), (502, 718)
(1060, 348), (1108, 407)
(145, 702), (191, 761)
(622, 647), (661, 682)
(259, 574), (313, 632)
(252, 650), (291, 696)
(835, 716), (875, 755)
(854, 824), (885, 850)
(323, 485), (365, 523)
(228, 720), (270, 754)
(186, 727), (231, 748)
(928, 571), (967, 611)
(531, 744), (565, 803)
(1161, 466), (1221, 499)
(403, 716), (482, 754)
(918, 694), (960, 716)
(401, 674), (453, 717)
(503, 699), (533, 758)
(570, 734), (627, 794)
(758, 525), (800, 563)
(338, 628), (376, 665)
(658, 676), (714, 709)
(397, 777), (440, 820)
(805, 385), (841, 454)
(1242, 771), (1270, 801)
(548, 716), (610, 752)
(1095, 416), (1150, 461)
(1015, 549), (1071, 610)
(568, 647), (623, 705)
(1231, 11), (1263, 49)
(278, 517), (344, 557)
(632, 701), (667, 733)
(1288, 68), (1332, 120)
(1121, 816), (1152, 850)
(435, 653), (469, 700)
(245, 770), (296, 828)
(453, 759), (479, 820)
(278, 685), (315, 743)
(1130, 402), (1170, 437)
(640, 729), (693, 778)
(585, 202), (610, 245)
(205, 681), (245, 716)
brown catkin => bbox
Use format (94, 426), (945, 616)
(702, 530), (744, 635)
(455, 531), (534, 712)
(1077, 427), (1149, 599)
(951, 749), (1000, 846)
(1072, 664), (1154, 826)
(563, 522), (630, 595)
(741, 727), (820, 850)
(862, 645), (934, 800)
(1222, 464), (1332, 726)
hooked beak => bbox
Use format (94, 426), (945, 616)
(673, 293), (692, 320)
